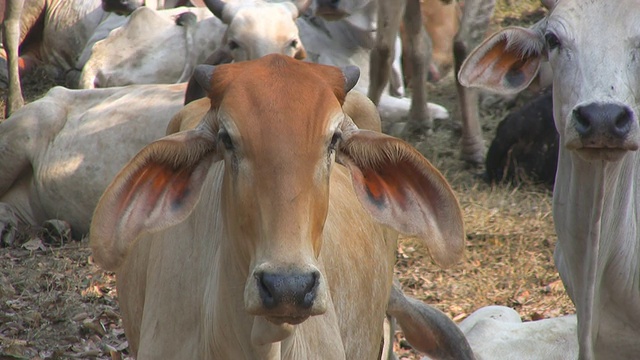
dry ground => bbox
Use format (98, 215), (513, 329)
(0, 1), (574, 359)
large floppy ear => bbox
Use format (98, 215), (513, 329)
(458, 26), (545, 94)
(336, 129), (464, 268)
(90, 125), (220, 271)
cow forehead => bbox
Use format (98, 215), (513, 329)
(547, 1), (640, 100)
(213, 56), (345, 155)
(550, 1), (640, 37)
(230, 4), (298, 36)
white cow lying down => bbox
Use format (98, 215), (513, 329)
(0, 83), (187, 243)
(457, 0), (640, 359)
(78, 0), (449, 123)
(89, 54), (472, 359)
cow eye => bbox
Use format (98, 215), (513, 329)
(228, 40), (239, 50)
(218, 130), (234, 151)
(290, 39), (298, 48)
(329, 131), (342, 152)
(545, 32), (561, 50)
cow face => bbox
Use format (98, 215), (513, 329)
(91, 54), (464, 335)
(458, 0), (640, 163)
(206, 0), (308, 61)
(209, 57), (349, 322)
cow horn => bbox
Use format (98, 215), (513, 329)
(282, 0), (312, 18)
(184, 64), (216, 105)
(293, 0), (312, 15)
(342, 65), (360, 93)
(541, 0), (556, 10)
(203, 0), (226, 21)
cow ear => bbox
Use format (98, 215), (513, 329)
(458, 26), (545, 94)
(90, 127), (220, 271)
(336, 130), (464, 268)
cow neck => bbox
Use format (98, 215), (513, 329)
(553, 147), (640, 359)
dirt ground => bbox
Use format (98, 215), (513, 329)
(0, 1), (574, 359)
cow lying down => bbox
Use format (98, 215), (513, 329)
(89, 54), (473, 359)
(0, 83), (188, 244)
(79, 0), (450, 125)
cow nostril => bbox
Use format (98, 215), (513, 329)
(256, 272), (277, 309)
(330, 0), (340, 5)
(613, 107), (633, 137)
(256, 271), (319, 309)
(574, 107), (593, 137)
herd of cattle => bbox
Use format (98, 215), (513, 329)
(1, 0), (637, 359)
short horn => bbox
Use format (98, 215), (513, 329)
(184, 64), (216, 105)
(342, 65), (360, 93)
(294, 0), (312, 15)
(203, 0), (226, 21)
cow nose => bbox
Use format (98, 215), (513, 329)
(256, 271), (319, 309)
(573, 103), (633, 140)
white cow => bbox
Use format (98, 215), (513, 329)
(0, 83), (187, 243)
(459, 0), (640, 358)
(78, 6), (225, 88)
(89, 54), (472, 359)
(79, 0), (309, 89)
(0, 0), (131, 115)
(78, 0), (449, 123)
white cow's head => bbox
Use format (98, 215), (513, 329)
(204, 0), (309, 62)
(459, 0), (640, 163)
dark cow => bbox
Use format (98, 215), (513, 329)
(484, 88), (558, 187)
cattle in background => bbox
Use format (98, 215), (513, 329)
(0, 0), (149, 117)
(459, 0), (640, 358)
(79, 0), (308, 89)
(78, 0), (450, 124)
(313, 0), (497, 165)
(484, 88), (558, 187)
(400, 0), (461, 84)
(78, 6), (224, 88)
(89, 54), (473, 360)
(0, 83), (188, 244)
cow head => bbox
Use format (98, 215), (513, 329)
(458, 1), (640, 163)
(101, 0), (145, 16)
(203, 0), (309, 62)
(91, 55), (464, 335)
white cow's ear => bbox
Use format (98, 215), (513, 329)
(335, 130), (465, 268)
(90, 128), (220, 271)
(458, 26), (545, 94)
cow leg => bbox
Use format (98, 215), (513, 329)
(3, 0), (26, 117)
(402, 0), (432, 133)
(369, 0), (405, 106)
(454, 0), (496, 165)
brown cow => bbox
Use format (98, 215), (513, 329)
(90, 54), (471, 359)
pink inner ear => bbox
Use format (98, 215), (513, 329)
(119, 162), (196, 216)
(362, 167), (407, 210)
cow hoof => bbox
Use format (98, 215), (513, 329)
(460, 150), (485, 167)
